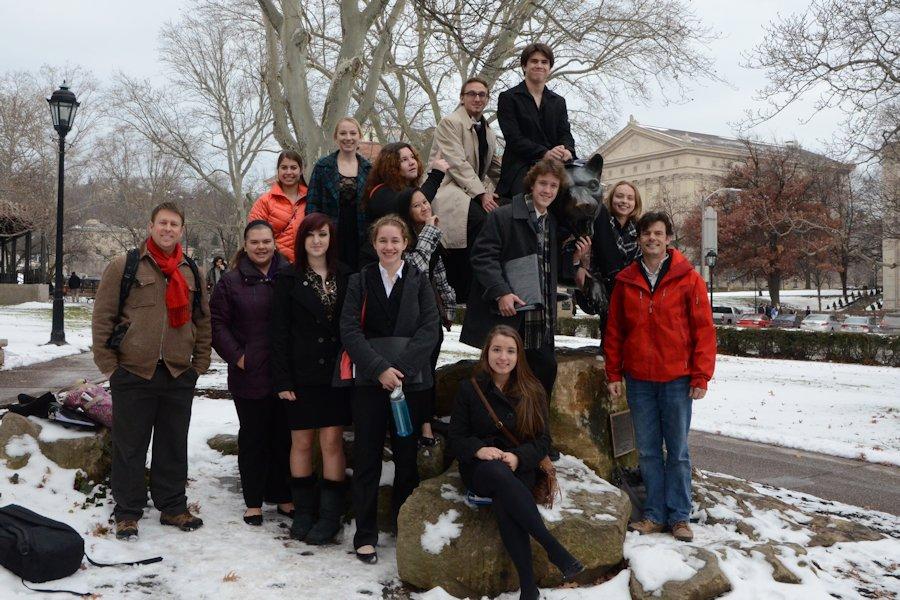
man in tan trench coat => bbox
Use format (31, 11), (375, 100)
(430, 76), (502, 300)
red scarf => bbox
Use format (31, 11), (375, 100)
(146, 237), (191, 328)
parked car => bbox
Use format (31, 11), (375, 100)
(712, 306), (740, 325)
(840, 316), (877, 333)
(877, 314), (900, 335)
(770, 313), (803, 328)
(801, 313), (841, 332)
(737, 314), (771, 328)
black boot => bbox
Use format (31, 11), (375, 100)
(305, 479), (346, 545)
(288, 475), (316, 541)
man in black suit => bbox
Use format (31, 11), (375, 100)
(496, 42), (577, 199)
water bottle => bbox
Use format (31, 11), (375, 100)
(390, 385), (413, 437)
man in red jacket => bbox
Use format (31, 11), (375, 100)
(604, 211), (716, 542)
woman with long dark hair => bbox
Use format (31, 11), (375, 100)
(340, 215), (440, 564)
(249, 150), (308, 263)
(449, 325), (583, 600)
(358, 142), (448, 265)
(396, 187), (455, 445)
(306, 117), (372, 270)
(210, 220), (293, 525)
(270, 213), (352, 545)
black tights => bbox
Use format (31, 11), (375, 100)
(470, 460), (574, 600)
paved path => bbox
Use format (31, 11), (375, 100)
(0, 351), (101, 407)
(691, 430), (900, 515)
(2, 351), (898, 515)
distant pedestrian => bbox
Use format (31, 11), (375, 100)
(210, 220), (293, 527)
(249, 150), (308, 263)
(67, 271), (82, 302)
(604, 211), (716, 543)
(805, 306), (811, 316)
(206, 256), (226, 291)
(771, 305), (779, 319)
(764, 304), (772, 318)
(91, 202), (211, 541)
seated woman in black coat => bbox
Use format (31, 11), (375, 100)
(340, 215), (440, 564)
(449, 325), (583, 600)
(271, 213), (352, 545)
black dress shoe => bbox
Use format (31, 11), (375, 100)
(277, 507), (295, 518)
(355, 549), (378, 564)
(561, 559), (585, 581)
(243, 513), (263, 526)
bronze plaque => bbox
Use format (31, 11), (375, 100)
(609, 410), (635, 457)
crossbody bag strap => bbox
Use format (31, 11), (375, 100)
(469, 377), (521, 447)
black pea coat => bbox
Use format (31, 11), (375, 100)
(448, 376), (550, 490)
(270, 263), (352, 392)
(496, 81), (577, 198)
(460, 194), (558, 349)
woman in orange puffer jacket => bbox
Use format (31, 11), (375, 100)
(249, 150), (308, 263)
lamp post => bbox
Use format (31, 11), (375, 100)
(47, 82), (79, 345)
(705, 249), (718, 309)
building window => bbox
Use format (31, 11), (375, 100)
(695, 158), (700, 165)
(646, 162), (651, 170)
(674, 158), (679, 166)
(620, 168), (625, 174)
(632, 165), (637, 173)
(660, 160), (666, 168)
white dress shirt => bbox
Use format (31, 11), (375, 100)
(379, 261), (404, 297)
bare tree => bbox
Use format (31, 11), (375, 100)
(109, 0), (272, 236)
(745, 0), (899, 163)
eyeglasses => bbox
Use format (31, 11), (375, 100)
(462, 91), (489, 99)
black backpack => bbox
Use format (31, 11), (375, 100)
(106, 248), (204, 349)
(0, 504), (162, 596)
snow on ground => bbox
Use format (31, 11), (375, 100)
(697, 355), (900, 466)
(0, 301), (93, 369)
(3, 390), (898, 599)
(711, 289), (847, 312)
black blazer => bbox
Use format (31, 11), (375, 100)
(270, 263), (351, 391)
(496, 81), (577, 198)
(339, 262), (440, 390)
(461, 194), (559, 349)
(449, 376), (550, 489)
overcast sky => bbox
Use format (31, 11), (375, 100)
(0, 0), (843, 153)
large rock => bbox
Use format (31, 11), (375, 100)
(435, 349), (636, 482)
(206, 433), (238, 455)
(0, 412), (111, 482)
(396, 456), (630, 599)
(627, 544), (732, 600)
(693, 470), (883, 547)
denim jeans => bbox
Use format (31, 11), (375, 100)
(625, 375), (693, 525)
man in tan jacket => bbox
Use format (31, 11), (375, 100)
(92, 202), (211, 540)
(430, 76), (502, 300)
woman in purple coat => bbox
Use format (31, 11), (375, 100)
(211, 220), (293, 525)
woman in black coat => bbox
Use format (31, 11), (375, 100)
(449, 325), (583, 600)
(358, 142), (448, 266)
(340, 215), (440, 564)
(211, 220), (292, 525)
(271, 213), (352, 545)
(572, 180), (642, 338)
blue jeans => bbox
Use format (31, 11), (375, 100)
(625, 375), (693, 525)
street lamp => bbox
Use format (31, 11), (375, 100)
(47, 82), (79, 345)
(705, 249), (718, 309)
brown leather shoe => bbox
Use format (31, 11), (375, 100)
(115, 519), (139, 540)
(671, 521), (694, 542)
(628, 518), (665, 535)
(160, 511), (204, 532)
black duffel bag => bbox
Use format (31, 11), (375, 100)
(0, 504), (162, 596)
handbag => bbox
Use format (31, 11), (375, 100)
(337, 294), (366, 384)
(0, 504), (161, 597)
(469, 378), (559, 508)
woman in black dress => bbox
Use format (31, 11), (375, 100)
(449, 325), (583, 600)
(340, 215), (440, 564)
(271, 213), (352, 545)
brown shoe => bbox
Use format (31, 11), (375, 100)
(628, 518), (665, 535)
(115, 519), (139, 540)
(671, 521), (694, 542)
(160, 511), (204, 532)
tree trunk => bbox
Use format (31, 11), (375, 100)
(767, 270), (782, 306)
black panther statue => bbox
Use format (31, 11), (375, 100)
(551, 153), (608, 314)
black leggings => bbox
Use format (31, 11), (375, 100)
(470, 460), (574, 599)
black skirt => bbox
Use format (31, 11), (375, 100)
(283, 385), (352, 430)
